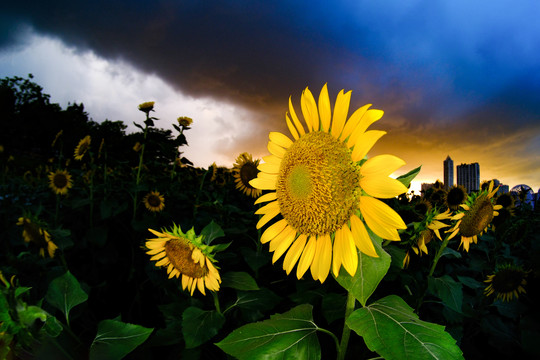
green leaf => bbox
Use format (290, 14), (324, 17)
(441, 247), (462, 258)
(17, 305), (47, 327)
(89, 319), (153, 360)
(428, 275), (463, 313)
(45, 271), (88, 323)
(456, 275), (484, 289)
(347, 295), (463, 360)
(201, 220), (225, 245)
(182, 307), (225, 348)
(221, 271), (259, 291)
(240, 247), (270, 273)
(216, 304), (321, 360)
(396, 165), (422, 188)
(334, 231), (391, 306)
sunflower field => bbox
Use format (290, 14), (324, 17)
(1, 75), (539, 360)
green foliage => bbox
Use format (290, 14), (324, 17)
(428, 275), (463, 313)
(216, 304), (321, 360)
(89, 319), (153, 360)
(45, 271), (88, 325)
(347, 295), (464, 360)
(334, 231), (391, 306)
(221, 271), (260, 291)
(182, 306), (225, 348)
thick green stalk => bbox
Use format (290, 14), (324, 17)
(132, 116), (149, 221)
(337, 291), (356, 360)
(428, 233), (452, 277)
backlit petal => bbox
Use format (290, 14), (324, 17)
(361, 176), (408, 199)
(318, 84), (331, 132)
(340, 225), (358, 277)
(331, 89), (351, 139)
(301, 87), (319, 131)
(351, 130), (386, 161)
(340, 104), (371, 141)
(254, 192), (278, 204)
(269, 132), (293, 148)
(332, 228), (344, 277)
(286, 113), (300, 140)
(258, 162), (280, 174)
(360, 196), (406, 240)
(249, 177), (276, 190)
(297, 236), (316, 279)
(350, 214), (378, 257)
(268, 141), (286, 158)
(288, 97), (305, 136)
(361, 155), (406, 177)
(283, 234), (308, 275)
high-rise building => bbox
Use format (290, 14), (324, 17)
(443, 155), (454, 190)
(457, 163), (480, 193)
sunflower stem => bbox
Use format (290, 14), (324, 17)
(133, 114), (150, 221)
(337, 290), (356, 360)
(428, 232), (452, 277)
(212, 291), (222, 315)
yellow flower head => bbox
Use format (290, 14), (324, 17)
(177, 116), (193, 127)
(233, 152), (262, 198)
(447, 181), (502, 252)
(484, 263), (529, 302)
(133, 142), (142, 152)
(74, 135), (91, 161)
(146, 225), (221, 296)
(48, 169), (73, 195)
(16, 217), (58, 258)
(249, 84), (408, 283)
(143, 191), (165, 212)
(138, 101), (155, 113)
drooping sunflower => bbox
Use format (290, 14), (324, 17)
(48, 169), (73, 195)
(233, 153), (262, 198)
(16, 217), (58, 258)
(484, 263), (529, 302)
(146, 225), (221, 295)
(445, 185), (467, 210)
(143, 191), (165, 212)
(250, 84), (408, 283)
(447, 181), (503, 252)
(177, 116), (193, 127)
(138, 101), (155, 114)
(74, 135), (91, 161)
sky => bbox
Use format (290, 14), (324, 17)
(1, 0), (539, 194)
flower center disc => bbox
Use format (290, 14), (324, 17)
(460, 196), (494, 237)
(240, 163), (258, 189)
(492, 269), (524, 293)
(165, 239), (207, 278)
(148, 195), (161, 207)
(276, 131), (360, 235)
(54, 174), (68, 188)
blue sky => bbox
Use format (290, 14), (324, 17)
(1, 0), (539, 192)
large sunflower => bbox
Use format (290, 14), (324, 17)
(74, 135), (91, 161)
(16, 217), (58, 258)
(447, 181), (502, 251)
(146, 225), (221, 295)
(48, 169), (73, 195)
(250, 84), (408, 283)
(233, 152), (262, 198)
(484, 263), (528, 302)
(143, 191), (165, 212)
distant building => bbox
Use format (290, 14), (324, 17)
(443, 156), (454, 190)
(498, 184), (509, 194)
(457, 163), (480, 193)
(421, 183), (434, 192)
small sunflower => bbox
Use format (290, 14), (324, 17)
(484, 263), (529, 302)
(133, 142), (142, 152)
(446, 185), (467, 210)
(16, 217), (58, 258)
(414, 199), (433, 218)
(74, 135), (91, 161)
(146, 225), (221, 295)
(447, 181), (503, 251)
(250, 84), (408, 283)
(48, 169), (73, 195)
(143, 191), (165, 212)
(138, 101), (155, 114)
(177, 116), (193, 127)
(232, 153), (262, 198)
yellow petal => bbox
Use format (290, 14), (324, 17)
(361, 155), (406, 177)
(340, 225), (358, 277)
(254, 192), (278, 205)
(360, 196), (406, 240)
(350, 130), (386, 161)
(146, 247), (164, 255)
(155, 257), (170, 267)
(317, 234), (332, 283)
(318, 84), (331, 132)
(258, 162), (280, 174)
(346, 108), (383, 147)
(301, 87), (319, 131)
(269, 132), (293, 148)
(148, 228), (166, 238)
(332, 228), (344, 278)
(182, 274), (189, 290)
(283, 234), (308, 275)
(340, 104), (371, 141)
(249, 177), (276, 190)
(297, 236), (316, 279)
(150, 252), (167, 261)
(197, 278), (206, 296)
(268, 225), (295, 252)
(145, 240), (167, 249)
(256, 207), (280, 229)
(255, 200), (279, 215)
(331, 89), (351, 139)
(268, 141), (286, 158)
(360, 176), (408, 199)
(286, 113), (300, 140)
(288, 96), (305, 136)
(262, 154), (282, 166)
(272, 230), (297, 264)
(350, 214), (378, 257)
